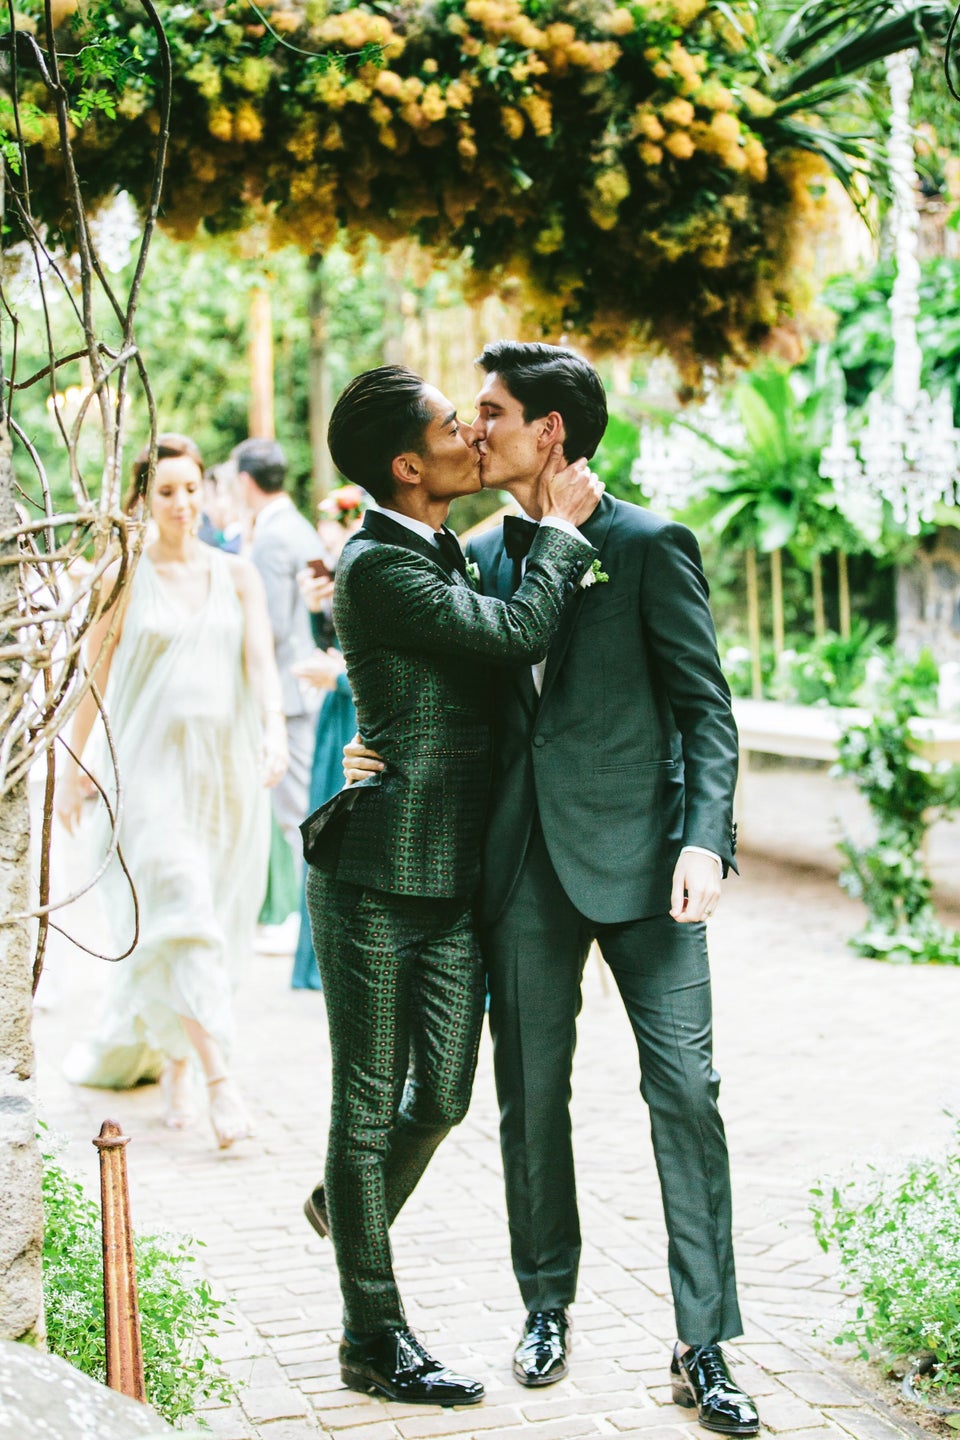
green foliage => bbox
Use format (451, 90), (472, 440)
(678, 361), (862, 557)
(811, 1125), (960, 1398)
(10, 232), (390, 514)
(592, 412), (641, 503)
(42, 1150), (234, 1426)
(770, 621), (887, 706)
(833, 651), (960, 964)
(818, 257), (960, 425)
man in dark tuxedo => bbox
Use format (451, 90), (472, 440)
(301, 366), (601, 1408)
(347, 344), (756, 1431)
(468, 342), (756, 1434)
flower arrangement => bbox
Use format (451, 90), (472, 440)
(319, 482), (367, 523)
(8, 0), (871, 375)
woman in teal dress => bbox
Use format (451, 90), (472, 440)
(290, 485), (366, 990)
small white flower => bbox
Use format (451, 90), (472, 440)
(580, 559), (609, 590)
(465, 559), (480, 587)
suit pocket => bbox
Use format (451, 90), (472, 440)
(595, 757), (679, 774)
(579, 593), (633, 629)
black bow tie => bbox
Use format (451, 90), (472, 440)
(433, 527), (467, 576)
(503, 515), (539, 561)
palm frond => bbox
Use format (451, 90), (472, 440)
(774, 2), (946, 98)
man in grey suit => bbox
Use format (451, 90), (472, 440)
(238, 438), (324, 862)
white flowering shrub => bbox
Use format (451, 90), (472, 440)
(811, 1129), (960, 1397)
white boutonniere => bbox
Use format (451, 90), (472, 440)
(465, 559), (481, 588)
(580, 559), (609, 589)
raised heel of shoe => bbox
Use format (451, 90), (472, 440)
(341, 1367), (375, 1395)
(672, 1382), (696, 1408)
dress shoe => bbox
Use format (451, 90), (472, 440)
(303, 1184), (330, 1239)
(340, 1326), (484, 1405)
(512, 1309), (570, 1387)
(671, 1343), (759, 1435)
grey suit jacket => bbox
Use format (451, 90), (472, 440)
(250, 497), (325, 719)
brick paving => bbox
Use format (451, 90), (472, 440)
(32, 829), (960, 1440)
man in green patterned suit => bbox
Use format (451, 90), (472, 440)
(300, 365), (601, 1407)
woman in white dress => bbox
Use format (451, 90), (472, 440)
(57, 434), (287, 1148)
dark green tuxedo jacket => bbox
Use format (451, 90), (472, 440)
(301, 509), (593, 899)
(467, 494), (739, 924)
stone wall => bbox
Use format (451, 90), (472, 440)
(896, 525), (960, 663)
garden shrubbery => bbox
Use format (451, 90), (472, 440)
(42, 1147), (234, 1426)
(812, 1123), (960, 1403)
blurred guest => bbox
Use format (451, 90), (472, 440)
(57, 432), (287, 1149)
(198, 459), (244, 554)
(289, 485), (366, 990)
(236, 439), (325, 878)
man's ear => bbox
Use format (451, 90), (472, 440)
(391, 452), (421, 489)
(537, 410), (566, 451)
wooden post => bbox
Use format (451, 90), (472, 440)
(93, 1120), (146, 1404)
(770, 547), (784, 658)
(838, 550), (851, 639)
(812, 552), (825, 637)
(248, 285), (275, 440)
(745, 546), (763, 700)
(307, 254), (334, 501)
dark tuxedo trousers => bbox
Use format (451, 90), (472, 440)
(468, 496), (742, 1346)
(302, 512), (594, 1334)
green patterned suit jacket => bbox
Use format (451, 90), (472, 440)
(301, 509), (593, 898)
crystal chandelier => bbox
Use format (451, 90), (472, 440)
(632, 384), (744, 514)
(820, 51), (960, 536)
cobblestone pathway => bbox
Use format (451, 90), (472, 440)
(32, 850), (960, 1440)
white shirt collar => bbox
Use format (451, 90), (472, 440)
(375, 505), (441, 545)
(253, 492), (294, 531)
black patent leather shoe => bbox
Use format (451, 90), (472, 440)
(512, 1309), (571, 1387)
(303, 1184), (330, 1239)
(671, 1343), (759, 1435)
(340, 1326), (484, 1406)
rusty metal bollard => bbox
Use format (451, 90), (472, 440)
(93, 1119), (147, 1403)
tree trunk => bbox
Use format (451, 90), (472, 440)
(307, 254), (334, 504)
(0, 421), (44, 1344)
(745, 545), (763, 699)
(770, 547), (784, 658)
(812, 553), (825, 638)
(248, 285), (275, 439)
(838, 550), (851, 639)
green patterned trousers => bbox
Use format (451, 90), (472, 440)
(306, 867), (485, 1333)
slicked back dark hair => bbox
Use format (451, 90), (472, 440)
(235, 438), (287, 494)
(477, 341), (607, 461)
(327, 365), (433, 505)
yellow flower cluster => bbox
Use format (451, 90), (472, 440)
(317, 9), (404, 58)
(21, 0), (838, 381)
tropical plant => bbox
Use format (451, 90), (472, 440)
(42, 1148), (235, 1425)
(680, 362), (851, 550)
(833, 650), (960, 965)
(770, 619), (888, 706)
(6, 0), (946, 380)
(668, 360), (865, 678)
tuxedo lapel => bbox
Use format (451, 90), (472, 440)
(538, 494), (617, 708)
(360, 509), (466, 584)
